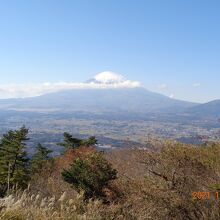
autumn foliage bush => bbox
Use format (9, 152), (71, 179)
(1, 139), (220, 219)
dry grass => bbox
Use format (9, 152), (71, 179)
(0, 189), (117, 220)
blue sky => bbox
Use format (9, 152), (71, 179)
(0, 0), (219, 102)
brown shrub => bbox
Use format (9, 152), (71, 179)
(25, 142), (220, 219)
(29, 146), (95, 199)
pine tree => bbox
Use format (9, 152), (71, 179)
(62, 151), (117, 199)
(82, 136), (98, 146)
(58, 132), (98, 150)
(0, 126), (30, 196)
(58, 132), (82, 149)
(31, 143), (53, 173)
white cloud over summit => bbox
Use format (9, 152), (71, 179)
(93, 71), (125, 84)
(0, 71), (141, 99)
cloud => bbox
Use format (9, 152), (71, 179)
(193, 82), (201, 87)
(0, 71), (141, 99)
(93, 71), (125, 84)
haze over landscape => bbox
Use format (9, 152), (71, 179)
(0, 0), (219, 161)
(0, 1), (220, 219)
(0, 0), (219, 152)
(0, 70), (219, 155)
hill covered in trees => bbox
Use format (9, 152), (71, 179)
(0, 127), (220, 219)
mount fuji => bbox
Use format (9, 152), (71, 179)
(0, 71), (219, 150)
(0, 71), (196, 114)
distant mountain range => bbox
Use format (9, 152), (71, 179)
(0, 72), (219, 152)
(0, 70), (219, 120)
(0, 86), (219, 120)
(0, 88), (197, 113)
(186, 100), (220, 118)
(0, 84), (219, 151)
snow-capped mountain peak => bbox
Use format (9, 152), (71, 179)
(87, 71), (140, 88)
(92, 71), (125, 84)
(0, 71), (141, 99)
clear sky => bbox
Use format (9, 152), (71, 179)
(0, 0), (219, 103)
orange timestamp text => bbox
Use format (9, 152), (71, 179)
(192, 191), (219, 201)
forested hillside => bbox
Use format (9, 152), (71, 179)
(0, 127), (220, 219)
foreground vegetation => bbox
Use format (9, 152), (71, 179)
(0, 127), (220, 219)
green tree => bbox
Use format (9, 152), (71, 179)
(0, 126), (30, 196)
(58, 133), (98, 150)
(82, 136), (98, 146)
(62, 151), (117, 199)
(58, 132), (82, 149)
(31, 143), (53, 173)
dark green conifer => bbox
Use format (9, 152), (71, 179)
(31, 143), (53, 173)
(58, 132), (82, 149)
(0, 126), (30, 196)
(82, 136), (98, 146)
(62, 151), (117, 199)
(58, 132), (98, 150)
